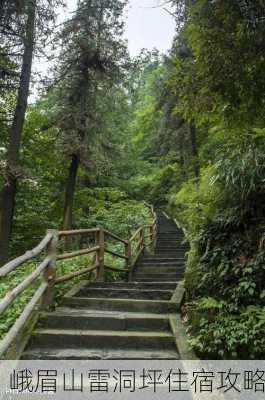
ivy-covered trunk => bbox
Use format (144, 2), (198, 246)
(62, 154), (79, 231)
(0, 0), (36, 265)
(189, 123), (200, 179)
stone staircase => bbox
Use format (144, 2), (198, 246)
(23, 212), (188, 360)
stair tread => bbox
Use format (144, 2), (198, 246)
(65, 296), (170, 305)
(80, 288), (173, 293)
(36, 328), (173, 338)
(48, 307), (171, 319)
(143, 257), (185, 260)
(23, 348), (179, 360)
(134, 273), (182, 276)
(84, 281), (175, 286)
(133, 280), (178, 283)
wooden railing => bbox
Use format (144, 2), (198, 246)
(0, 205), (157, 358)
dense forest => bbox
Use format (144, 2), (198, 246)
(1, 0), (265, 358)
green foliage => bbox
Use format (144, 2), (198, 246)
(9, 102), (66, 255)
(0, 261), (42, 339)
(174, 1), (265, 127)
(86, 198), (151, 238)
(188, 305), (265, 359)
(168, 165), (222, 237)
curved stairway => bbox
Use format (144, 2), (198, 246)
(23, 212), (188, 359)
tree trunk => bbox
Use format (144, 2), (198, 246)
(189, 123), (200, 179)
(61, 56), (88, 233)
(178, 129), (186, 179)
(0, 0), (36, 265)
(63, 154), (79, 231)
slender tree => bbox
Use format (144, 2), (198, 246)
(54, 0), (128, 230)
(189, 123), (199, 179)
(0, 0), (63, 264)
(0, 0), (36, 265)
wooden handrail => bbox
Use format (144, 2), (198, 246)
(104, 229), (128, 245)
(0, 256), (51, 315)
(55, 263), (98, 284)
(105, 265), (129, 273)
(59, 228), (99, 237)
(0, 282), (48, 359)
(0, 232), (53, 277)
(129, 227), (142, 242)
(105, 248), (128, 260)
(57, 246), (99, 261)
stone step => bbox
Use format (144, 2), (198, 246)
(30, 329), (176, 350)
(82, 281), (177, 290)
(138, 263), (185, 270)
(134, 272), (184, 280)
(141, 257), (185, 263)
(155, 247), (184, 251)
(156, 238), (185, 244)
(157, 228), (181, 231)
(40, 308), (171, 331)
(154, 252), (187, 257)
(135, 277), (181, 282)
(140, 263), (185, 268)
(155, 248), (187, 253)
(157, 234), (184, 239)
(136, 266), (185, 274)
(76, 288), (173, 300)
(23, 348), (179, 360)
(154, 251), (187, 255)
(62, 296), (176, 313)
(141, 257), (186, 262)
(158, 230), (179, 234)
(155, 246), (188, 250)
(158, 233), (182, 236)
(156, 241), (188, 245)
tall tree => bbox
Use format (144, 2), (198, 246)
(0, 0), (63, 264)
(0, 0), (36, 265)
(54, 0), (128, 230)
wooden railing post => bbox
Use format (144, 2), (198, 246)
(150, 225), (153, 243)
(125, 240), (132, 269)
(96, 227), (105, 282)
(42, 229), (58, 308)
(153, 222), (157, 243)
(140, 227), (145, 251)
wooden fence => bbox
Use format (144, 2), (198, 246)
(0, 205), (157, 358)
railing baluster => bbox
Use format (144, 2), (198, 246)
(42, 229), (58, 308)
(150, 225), (153, 243)
(96, 227), (105, 282)
(125, 240), (132, 269)
(140, 227), (145, 251)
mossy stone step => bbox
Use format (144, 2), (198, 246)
(23, 348), (179, 360)
(135, 268), (185, 276)
(62, 296), (176, 313)
(39, 308), (171, 331)
(141, 257), (185, 263)
(82, 281), (177, 290)
(31, 329), (176, 350)
(76, 288), (173, 300)
(134, 273), (184, 280)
